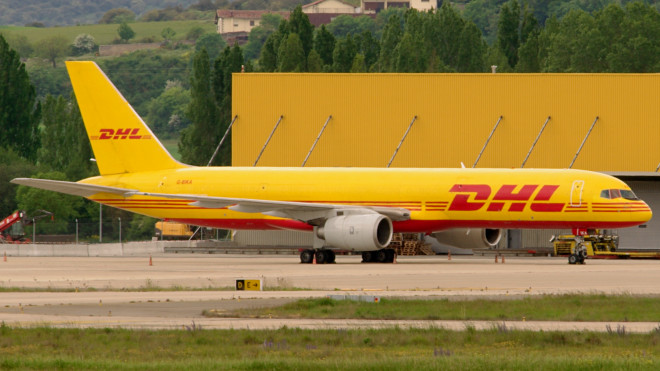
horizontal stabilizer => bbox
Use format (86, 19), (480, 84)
(11, 178), (137, 198)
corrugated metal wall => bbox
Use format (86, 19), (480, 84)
(233, 73), (660, 171)
(231, 73), (660, 250)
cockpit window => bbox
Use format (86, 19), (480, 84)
(600, 189), (638, 200)
(620, 189), (639, 200)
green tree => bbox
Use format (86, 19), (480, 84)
(210, 44), (245, 166)
(179, 48), (219, 166)
(99, 8), (136, 24)
(35, 35), (69, 68)
(497, 0), (521, 69)
(38, 94), (95, 181)
(286, 5), (314, 57)
(332, 35), (358, 72)
(186, 26), (206, 41)
(161, 27), (176, 41)
(327, 15), (377, 38)
(314, 25), (336, 67)
(516, 28), (541, 72)
(118, 22), (136, 43)
(0, 35), (41, 161)
(377, 14), (403, 71)
(195, 33), (227, 62)
(244, 13), (284, 60)
(99, 50), (190, 117)
(456, 22), (486, 72)
(394, 32), (426, 72)
(72, 33), (97, 56)
(355, 30), (379, 71)
(278, 33), (306, 72)
(350, 53), (366, 72)
(259, 35), (279, 72)
(306, 49), (323, 72)
(145, 83), (191, 138)
(16, 171), (85, 234)
(0, 147), (37, 218)
(1, 32), (33, 58)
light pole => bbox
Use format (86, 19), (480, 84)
(91, 158), (102, 243)
(99, 204), (102, 243)
(75, 219), (78, 245)
(32, 218), (35, 243)
(118, 217), (121, 244)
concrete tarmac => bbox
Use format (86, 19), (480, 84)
(1, 254), (659, 331)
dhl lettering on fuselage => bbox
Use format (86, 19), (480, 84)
(90, 128), (152, 140)
(447, 184), (564, 212)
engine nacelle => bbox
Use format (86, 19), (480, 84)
(432, 228), (502, 250)
(317, 214), (393, 251)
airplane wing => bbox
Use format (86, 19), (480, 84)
(129, 191), (411, 222)
(11, 178), (411, 223)
(11, 178), (138, 197)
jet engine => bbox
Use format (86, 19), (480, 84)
(431, 228), (502, 250)
(317, 214), (393, 251)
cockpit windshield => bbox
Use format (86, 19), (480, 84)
(600, 189), (639, 200)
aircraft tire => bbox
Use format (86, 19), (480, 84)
(376, 249), (389, 263)
(578, 256), (586, 264)
(568, 255), (578, 265)
(315, 250), (327, 264)
(300, 249), (315, 264)
(362, 251), (374, 263)
(326, 250), (336, 264)
(385, 249), (395, 263)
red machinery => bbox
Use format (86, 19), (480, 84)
(0, 210), (27, 242)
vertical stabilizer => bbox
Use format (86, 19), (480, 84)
(66, 61), (187, 175)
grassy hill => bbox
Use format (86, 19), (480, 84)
(0, 20), (216, 45)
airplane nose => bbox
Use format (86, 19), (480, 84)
(642, 201), (653, 222)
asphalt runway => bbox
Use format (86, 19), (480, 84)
(1, 254), (660, 331)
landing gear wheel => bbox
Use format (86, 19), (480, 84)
(385, 249), (395, 263)
(578, 256), (586, 264)
(568, 255), (578, 265)
(315, 250), (327, 264)
(376, 249), (389, 263)
(362, 251), (374, 263)
(326, 250), (336, 264)
(300, 249), (315, 264)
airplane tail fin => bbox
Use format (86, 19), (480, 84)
(66, 61), (187, 175)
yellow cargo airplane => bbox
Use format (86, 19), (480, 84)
(12, 62), (652, 264)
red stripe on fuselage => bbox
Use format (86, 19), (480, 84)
(169, 218), (646, 233)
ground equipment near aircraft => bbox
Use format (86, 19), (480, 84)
(0, 211), (27, 242)
(154, 221), (195, 240)
(553, 231), (660, 263)
(0, 210), (53, 243)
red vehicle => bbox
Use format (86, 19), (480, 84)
(0, 211), (28, 242)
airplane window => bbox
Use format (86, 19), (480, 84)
(620, 189), (639, 200)
(610, 189), (622, 199)
(600, 190), (611, 199)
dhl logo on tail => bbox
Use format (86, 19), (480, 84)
(91, 128), (152, 140)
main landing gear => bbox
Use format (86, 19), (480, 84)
(299, 249), (397, 264)
(361, 248), (396, 263)
(300, 249), (336, 264)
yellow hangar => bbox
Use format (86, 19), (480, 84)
(231, 73), (660, 250)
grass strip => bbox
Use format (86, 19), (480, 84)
(205, 294), (660, 322)
(0, 326), (658, 370)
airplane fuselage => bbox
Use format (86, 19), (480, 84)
(82, 167), (651, 233)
